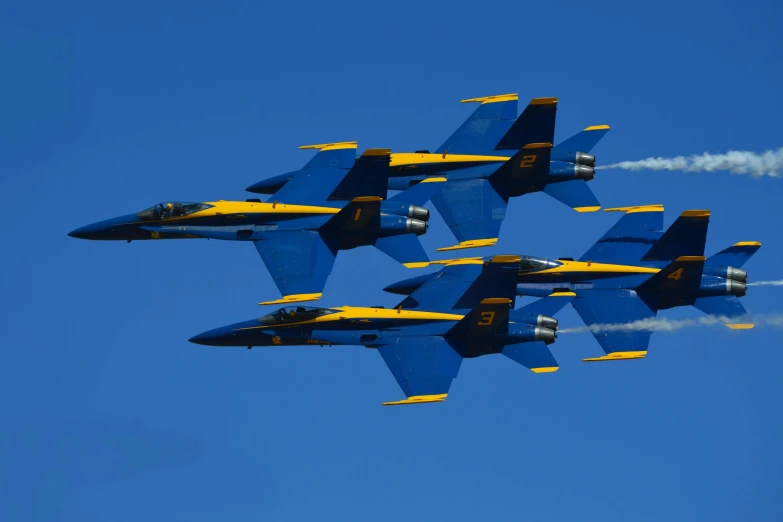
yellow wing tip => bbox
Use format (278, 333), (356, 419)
(733, 241), (762, 247)
(403, 262), (431, 269)
(548, 291), (576, 297)
(531, 367), (559, 373)
(259, 293), (322, 306)
(604, 204), (664, 214)
(583, 351), (647, 362)
(460, 93), (518, 104)
(681, 209), (710, 218)
(437, 239), (498, 252)
(299, 141), (357, 151)
(529, 97), (558, 105)
(584, 124), (610, 131)
(382, 394), (448, 406)
(574, 206), (601, 213)
(420, 177), (447, 183)
(726, 323), (755, 330)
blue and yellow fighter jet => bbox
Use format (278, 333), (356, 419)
(247, 94), (610, 251)
(190, 255), (575, 405)
(385, 205), (761, 361)
(68, 144), (444, 305)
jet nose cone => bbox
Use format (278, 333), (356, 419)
(68, 223), (100, 239)
(189, 326), (235, 346)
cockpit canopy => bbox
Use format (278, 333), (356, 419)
(257, 306), (339, 326)
(135, 202), (213, 221)
(519, 255), (562, 273)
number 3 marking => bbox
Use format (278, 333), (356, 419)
(477, 311), (495, 326)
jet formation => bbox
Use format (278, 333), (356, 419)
(70, 94), (761, 404)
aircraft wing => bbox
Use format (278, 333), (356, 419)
(580, 205), (664, 264)
(378, 336), (463, 405)
(253, 231), (338, 305)
(432, 178), (509, 251)
(435, 94), (517, 155)
(572, 289), (656, 361)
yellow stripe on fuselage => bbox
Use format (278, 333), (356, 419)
(525, 260), (660, 276)
(238, 306), (465, 331)
(390, 152), (508, 168)
(163, 200), (341, 222)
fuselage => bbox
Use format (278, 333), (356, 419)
(189, 305), (548, 351)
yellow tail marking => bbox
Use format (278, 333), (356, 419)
(583, 351), (647, 362)
(258, 293), (322, 306)
(402, 262), (431, 268)
(490, 255), (521, 264)
(574, 206), (601, 213)
(529, 97), (558, 105)
(362, 148), (391, 156)
(733, 241), (761, 247)
(675, 256), (706, 262)
(681, 209), (710, 218)
(383, 394), (448, 406)
(726, 324), (755, 330)
(460, 93), (518, 104)
(584, 124), (610, 131)
(351, 196), (382, 202)
(531, 367), (559, 373)
(437, 238), (497, 251)
(299, 141), (357, 151)
(523, 142), (553, 149)
(480, 298), (512, 305)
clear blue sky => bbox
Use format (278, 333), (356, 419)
(2, 1), (782, 520)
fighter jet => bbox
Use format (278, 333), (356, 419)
(190, 255), (574, 405)
(385, 205), (760, 361)
(68, 144), (443, 305)
(247, 94), (609, 251)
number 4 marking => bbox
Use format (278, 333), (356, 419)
(667, 268), (684, 281)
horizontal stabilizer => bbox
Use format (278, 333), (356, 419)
(643, 210), (710, 261)
(502, 341), (559, 373)
(389, 177), (446, 206)
(431, 178), (509, 247)
(693, 296), (754, 329)
(299, 141), (358, 168)
(494, 97), (558, 151)
(552, 125), (610, 156)
(374, 234), (429, 265)
(706, 241), (761, 270)
(543, 179), (600, 212)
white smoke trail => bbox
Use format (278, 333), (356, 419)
(598, 147), (783, 178)
(559, 313), (783, 335)
(747, 280), (783, 287)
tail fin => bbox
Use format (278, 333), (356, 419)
(494, 97), (558, 151)
(706, 241), (761, 270)
(493, 142), (553, 180)
(642, 210), (710, 261)
(502, 342), (560, 373)
(693, 296), (754, 329)
(327, 148), (391, 201)
(389, 177), (446, 206)
(436, 94), (518, 155)
(510, 291), (575, 327)
(300, 141), (358, 169)
(374, 234), (429, 266)
(551, 125), (610, 159)
(447, 297), (512, 342)
(637, 256), (706, 310)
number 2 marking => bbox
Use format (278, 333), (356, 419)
(477, 311), (495, 326)
(667, 268), (683, 281)
(519, 155), (537, 168)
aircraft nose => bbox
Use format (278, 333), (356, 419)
(68, 222), (103, 239)
(189, 325), (237, 346)
(68, 214), (138, 240)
